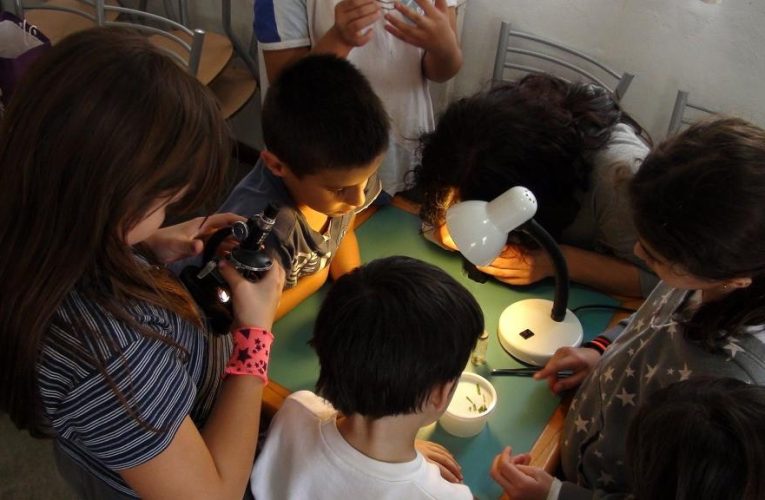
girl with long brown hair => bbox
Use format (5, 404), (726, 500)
(0, 27), (284, 498)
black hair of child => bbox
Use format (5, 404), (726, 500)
(413, 73), (627, 240)
(630, 117), (765, 350)
(311, 256), (484, 418)
(262, 54), (390, 177)
(626, 377), (765, 500)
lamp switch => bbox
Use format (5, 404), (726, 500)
(519, 329), (535, 340)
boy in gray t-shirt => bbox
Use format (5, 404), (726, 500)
(217, 54), (388, 317)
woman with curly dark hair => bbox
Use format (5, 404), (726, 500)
(413, 74), (656, 297)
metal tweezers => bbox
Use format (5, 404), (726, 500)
(490, 368), (573, 378)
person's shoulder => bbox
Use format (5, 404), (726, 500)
(219, 159), (294, 217)
(282, 390), (338, 421)
(589, 123), (650, 178)
(416, 459), (472, 499)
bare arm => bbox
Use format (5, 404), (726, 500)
(121, 262), (285, 499)
(429, 221), (643, 297)
(561, 244), (642, 297)
(271, 220), (360, 319)
(329, 222), (362, 280)
(274, 266), (330, 320)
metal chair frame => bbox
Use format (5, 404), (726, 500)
(493, 21), (634, 102)
(667, 89), (717, 135)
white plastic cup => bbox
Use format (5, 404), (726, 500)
(439, 372), (497, 438)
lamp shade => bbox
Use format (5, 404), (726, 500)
(446, 187), (538, 266)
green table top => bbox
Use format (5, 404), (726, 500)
(271, 205), (616, 499)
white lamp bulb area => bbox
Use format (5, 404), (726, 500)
(446, 187), (538, 266)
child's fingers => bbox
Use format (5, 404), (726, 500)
(552, 372), (587, 393)
(490, 453), (515, 492)
(198, 212), (244, 233)
(416, 440), (463, 481)
(344, 3), (381, 24)
(510, 452), (532, 466)
(434, 462), (461, 484)
(392, 1), (423, 25)
(346, 11), (381, 33)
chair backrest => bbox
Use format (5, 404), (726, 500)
(493, 21), (634, 102)
(13, 0), (204, 76)
(14, 0), (102, 44)
(666, 90), (717, 136)
(98, 0), (205, 77)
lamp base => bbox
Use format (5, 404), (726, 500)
(498, 299), (583, 366)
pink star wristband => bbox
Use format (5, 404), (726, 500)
(224, 326), (274, 385)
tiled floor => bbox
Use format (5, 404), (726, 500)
(0, 414), (77, 500)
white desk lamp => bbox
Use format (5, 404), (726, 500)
(446, 187), (583, 366)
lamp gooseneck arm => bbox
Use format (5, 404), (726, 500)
(521, 219), (569, 322)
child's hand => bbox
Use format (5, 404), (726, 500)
(333, 0), (381, 48)
(476, 245), (554, 286)
(490, 447), (552, 500)
(415, 439), (464, 483)
(219, 259), (285, 331)
(143, 213), (244, 264)
(533, 347), (602, 394)
(384, 0), (457, 56)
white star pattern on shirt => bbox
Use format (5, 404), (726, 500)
(602, 366), (615, 382)
(666, 368), (674, 375)
(574, 415), (589, 433)
(625, 366), (635, 377)
(723, 339), (745, 359)
(658, 290), (672, 307)
(678, 363), (693, 381)
(628, 348), (635, 356)
(594, 450), (604, 458)
(615, 387), (636, 407)
(667, 322), (679, 339)
(644, 363), (659, 382)
(598, 471), (615, 486)
(634, 318), (646, 332)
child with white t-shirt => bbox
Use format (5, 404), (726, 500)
(250, 256), (483, 499)
(253, 0), (463, 198)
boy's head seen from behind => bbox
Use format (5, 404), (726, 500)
(311, 256), (484, 419)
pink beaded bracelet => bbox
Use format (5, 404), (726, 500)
(224, 326), (274, 385)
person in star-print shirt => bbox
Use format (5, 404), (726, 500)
(489, 117), (765, 500)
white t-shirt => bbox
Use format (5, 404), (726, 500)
(251, 391), (472, 500)
(254, 0), (457, 195)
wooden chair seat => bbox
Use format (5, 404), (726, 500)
(208, 59), (258, 120)
(149, 29), (233, 86)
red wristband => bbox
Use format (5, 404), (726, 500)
(582, 335), (611, 355)
(224, 326), (274, 385)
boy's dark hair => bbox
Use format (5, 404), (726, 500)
(630, 117), (765, 350)
(262, 54), (389, 177)
(626, 377), (765, 500)
(414, 73), (635, 240)
(310, 256), (484, 418)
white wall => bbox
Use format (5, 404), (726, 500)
(454, 0), (765, 140)
(173, 0), (765, 143)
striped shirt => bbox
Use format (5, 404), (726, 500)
(38, 288), (231, 497)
